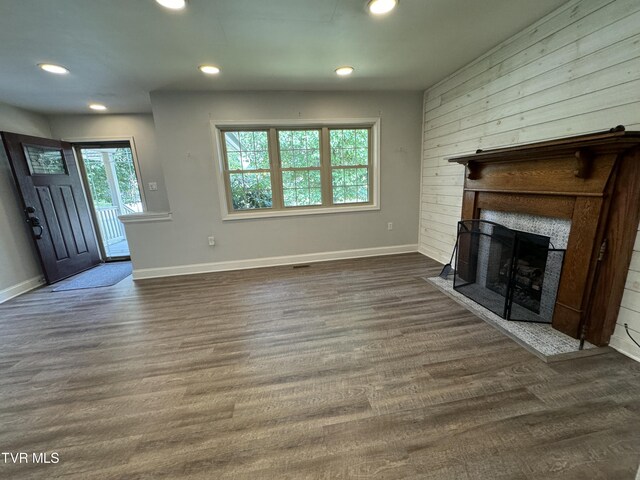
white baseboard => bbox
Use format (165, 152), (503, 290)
(132, 244), (419, 280)
(609, 333), (640, 363)
(0, 276), (46, 304)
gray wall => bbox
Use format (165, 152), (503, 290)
(125, 91), (423, 270)
(0, 101), (50, 295)
(48, 114), (170, 212)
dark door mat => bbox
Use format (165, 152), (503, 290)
(53, 262), (132, 291)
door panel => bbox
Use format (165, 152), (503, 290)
(36, 186), (70, 260)
(60, 186), (89, 254)
(2, 132), (101, 284)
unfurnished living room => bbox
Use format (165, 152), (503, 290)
(1, 0), (640, 478)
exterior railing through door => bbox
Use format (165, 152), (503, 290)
(95, 203), (140, 246)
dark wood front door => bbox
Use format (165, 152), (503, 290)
(2, 132), (101, 284)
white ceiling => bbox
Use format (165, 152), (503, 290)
(0, 0), (568, 114)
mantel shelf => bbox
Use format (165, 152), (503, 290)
(448, 128), (640, 166)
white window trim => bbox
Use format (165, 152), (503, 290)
(210, 118), (381, 221)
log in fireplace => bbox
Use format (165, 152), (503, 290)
(448, 127), (640, 346)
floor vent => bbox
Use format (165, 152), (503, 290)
(293, 264), (311, 269)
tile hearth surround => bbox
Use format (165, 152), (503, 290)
(444, 210), (591, 360)
(427, 276), (601, 362)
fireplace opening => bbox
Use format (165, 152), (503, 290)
(453, 220), (565, 324)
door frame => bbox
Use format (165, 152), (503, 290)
(70, 136), (147, 261)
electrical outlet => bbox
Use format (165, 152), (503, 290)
(387, 222), (393, 231)
(148, 182), (158, 191)
(208, 236), (215, 246)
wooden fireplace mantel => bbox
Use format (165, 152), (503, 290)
(448, 128), (640, 346)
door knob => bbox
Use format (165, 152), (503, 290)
(25, 207), (43, 239)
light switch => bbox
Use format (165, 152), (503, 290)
(148, 182), (158, 191)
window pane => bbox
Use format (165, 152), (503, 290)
(227, 152), (242, 170)
(295, 170), (308, 188)
(254, 151), (270, 170)
(330, 129), (369, 167)
(239, 131), (255, 150)
(345, 186), (358, 203)
(309, 170), (321, 188)
(25, 145), (66, 174)
(283, 189), (296, 206)
(357, 185), (369, 202)
(278, 130), (321, 168)
(332, 167), (369, 204)
(282, 170), (295, 189)
(355, 129), (368, 148)
(229, 172), (272, 210)
(282, 168), (322, 207)
(332, 169), (344, 188)
(355, 147), (368, 164)
(297, 189), (310, 205)
(345, 168), (357, 185)
(224, 131), (269, 171)
(280, 150), (293, 168)
(310, 188), (322, 204)
(356, 168), (368, 185)
(283, 189), (299, 207)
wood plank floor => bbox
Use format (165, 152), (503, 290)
(0, 253), (639, 479)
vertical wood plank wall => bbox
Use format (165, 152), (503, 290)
(419, 0), (640, 359)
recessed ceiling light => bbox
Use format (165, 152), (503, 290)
(38, 63), (69, 75)
(368, 0), (398, 15)
(199, 65), (221, 75)
(335, 66), (354, 76)
(89, 103), (107, 111)
(155, 0), (186, 10)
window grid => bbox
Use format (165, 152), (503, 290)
(328, 129), (371, 205)
(24, 144), (67, 175)
(278, 129), (322, 208)
(223, 130), (274, 211)
(331, 166), (370, 204)
(221, 126), (372, 213)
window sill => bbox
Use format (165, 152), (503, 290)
(119, 212), (172, 223)
(222, 204), (380, 221)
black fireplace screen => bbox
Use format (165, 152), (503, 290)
(453, 220), (566, 323)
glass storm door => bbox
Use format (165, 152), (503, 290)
(76, 143), (143, 260)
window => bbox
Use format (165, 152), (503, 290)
(216, 121), (378, 219)
(224, 130), (272, 210)
(279, 130), (322, 207)
(330, 129), (370, 204)
(24, 144), (67, 175)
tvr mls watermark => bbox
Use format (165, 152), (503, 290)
(2, 452), (59, 464)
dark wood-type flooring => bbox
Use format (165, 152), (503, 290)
(1, 253), (639, 479)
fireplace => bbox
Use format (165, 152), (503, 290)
(453, 219), (565, 323)
(448, 127), (640, 346)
